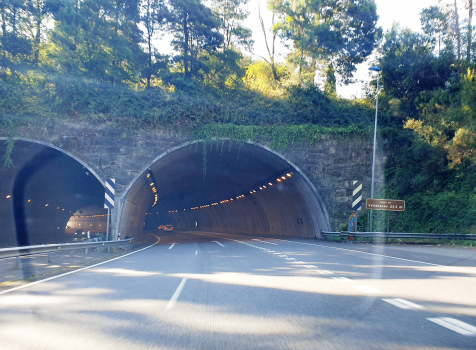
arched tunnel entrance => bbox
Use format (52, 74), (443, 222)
(119, 141), (330, 241)
(0, 139), (106, 247)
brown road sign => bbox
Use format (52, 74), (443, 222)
(366, 199), (406, 212)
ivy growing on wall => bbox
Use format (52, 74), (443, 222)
(2, 118), (17, 169)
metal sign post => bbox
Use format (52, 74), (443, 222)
(104, 178), (116, 241)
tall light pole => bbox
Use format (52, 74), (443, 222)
(369, 67), (381, 231)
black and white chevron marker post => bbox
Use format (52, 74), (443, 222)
(104, 178), (116, 241)
(351, 181), (363, 232)
(352, 181), (363, 211)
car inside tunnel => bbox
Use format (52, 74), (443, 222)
(120, 141), (330, 240)
(0, 140), (106, 247)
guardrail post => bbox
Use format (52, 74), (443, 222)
(108, 246), (111, 253)
(85, 248), (88, 255)
(70, 250), (74, 258)
(47, 252), (51, 263)
(15, 256), (20, 269)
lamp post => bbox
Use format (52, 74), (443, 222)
(369, 67), (381, 231)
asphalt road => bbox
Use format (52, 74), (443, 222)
(0, 231), (475, 350)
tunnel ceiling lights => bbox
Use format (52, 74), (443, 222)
(168, 171), (294, 214)
(147, 171), (159, 207)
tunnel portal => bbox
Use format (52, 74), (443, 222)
(119, 142), (330, 240)
(0, 140), (105, 247)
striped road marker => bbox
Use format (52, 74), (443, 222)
(352, 180), (363, 211)
(104, 178), (115, 241)
(104, 178), (116, 209)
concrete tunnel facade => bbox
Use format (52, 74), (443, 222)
(119, 141), (330, 240)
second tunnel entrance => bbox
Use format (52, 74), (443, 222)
(119, 141), (329, 240)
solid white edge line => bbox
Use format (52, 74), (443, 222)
(212, 241), (225, 247)
(427, 318), (476, 336)
(166, 277), (188, 310)
(0, 237), (161, 296)
(169, 243), (176, 250)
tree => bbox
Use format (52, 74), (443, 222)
(140, 0), (168, 87)
(378, 24), (454, 110)
(269, 0), (380, 83)
(324, 63), (336, 96)
(453, 0), (462, 60)
(0, 0), (33, 71)
(24, 0), (50, 65)
(465, 0), (473, 61)
(420, 5), (448, 56)
(168, 0), (223, 79)
(211, 0), (252, 50)
(47, 0), (144, 84)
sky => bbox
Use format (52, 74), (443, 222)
(244, 0), (440, 98)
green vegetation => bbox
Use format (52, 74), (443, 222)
(1, 0), (475, 233)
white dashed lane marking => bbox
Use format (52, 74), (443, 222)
(383, 298), (423, 310)
(427, 318), (476, 336)
(212, 241), (225, 247)
(251, 239), (278, 245)
(166, 278), (188, 310)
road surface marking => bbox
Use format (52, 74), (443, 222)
(427, 318), (476, 336)
(166, 278), (188, 310)
(303, 265), (317, 268)
(332, 277), (352, 282)
(293, 261), (306, 264)
(383, 298), (423, 310)
(316, 270), (333, 275)
(0, 236), (161, 296)
(279, 255), (288, 257)
(273, 253), (281, 255)
(285, 258), (295, 260)
(169, 243), (177, 250)
(267, 251), (275, 253)
(195, 250), (198, 255)
(251, 239), (278, 245)
(212, 241), (225, 247)
(269, 238), (476, 274)
(353, 285), (382, 293)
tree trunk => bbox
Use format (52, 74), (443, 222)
(455, 0), (461, 60)
(34, 0), (42, 65)
(183, 12), (190, 79)
(467, 0), (473, 61)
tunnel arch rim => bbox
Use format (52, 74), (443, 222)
(0, 137), (105, 185)
(118, 139), (331, 235)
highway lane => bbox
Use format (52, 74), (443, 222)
(0, 231), (475, 349)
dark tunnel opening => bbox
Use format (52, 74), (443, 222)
(120, 142), (330, 241)
(0, 140), (105, 247)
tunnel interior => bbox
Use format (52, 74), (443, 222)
(0, 140), (105, 247)
(120, 142), (329, 240)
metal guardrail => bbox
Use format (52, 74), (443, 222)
(321, 231), (476, 242)
(0, 239), (133, 267)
